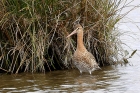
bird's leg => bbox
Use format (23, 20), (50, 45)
(80, 70), (82, 74)
(89, 71), (92, 75)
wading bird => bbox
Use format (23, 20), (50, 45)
(67, 24), (100, 74)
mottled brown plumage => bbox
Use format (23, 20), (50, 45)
(67, 24), (100, 74)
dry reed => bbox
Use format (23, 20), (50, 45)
(0, 0), (137, 73)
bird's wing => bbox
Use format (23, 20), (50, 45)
(86, 52), (100, 69)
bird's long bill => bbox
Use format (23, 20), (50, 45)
(66, 28), (78, 38)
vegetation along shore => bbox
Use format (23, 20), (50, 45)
(0, 0), (137, 74)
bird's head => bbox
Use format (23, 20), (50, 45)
(66, 24), (83, 38)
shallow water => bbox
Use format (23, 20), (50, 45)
(0, 0), (140, 93)
(0, 61), (140, 93)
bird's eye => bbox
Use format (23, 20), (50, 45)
(76, 28), (79, 32)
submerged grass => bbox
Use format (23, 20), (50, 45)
(0, 0), (136, 73)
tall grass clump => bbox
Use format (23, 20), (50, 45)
(0, 0), (133, 73)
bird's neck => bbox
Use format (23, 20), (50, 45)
(76, 32), (87, 52)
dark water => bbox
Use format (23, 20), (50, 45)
(0, 61), (140, 93)
(1, 0), (140, 93)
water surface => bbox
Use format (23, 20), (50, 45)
(0, 59), (140, 93)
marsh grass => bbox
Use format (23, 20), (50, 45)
(0, 0), (137, 73)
